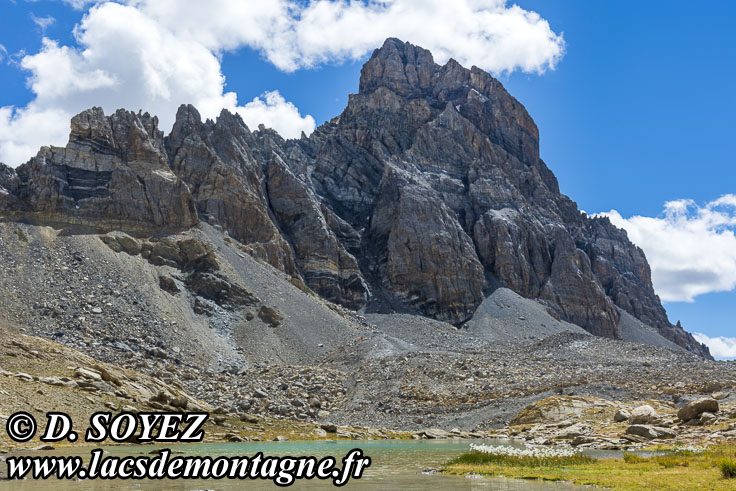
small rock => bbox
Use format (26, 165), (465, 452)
(240, 414), (259, 424)
(555, 422), (591, 439)
(614, 409), (631, 422)
(320, 423), (338, 433)
(699, 412), (717, 426)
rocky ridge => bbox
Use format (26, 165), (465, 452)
(0, 39), (708, 358)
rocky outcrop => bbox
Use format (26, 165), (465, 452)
(100, 233), (258, 313)
(0, 162), (19, 193)
(307, 37), (705, 355)
(0, 39), (710, 358)
(165, 105), (369, 308)
(165, 105), (296, 274)
(2, 108), (198, 234)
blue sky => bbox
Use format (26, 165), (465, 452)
(1, 0), (735, 357)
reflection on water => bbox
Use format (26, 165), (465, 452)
(2, 439), (582, 490)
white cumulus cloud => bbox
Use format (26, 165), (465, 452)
(0, 106), (72, 169)
(693, 332), (736, 360)
(599, 196), (736, 303)
(238, 91), (316, 139)
(135, 0), (565, 74)
(1, 0), (565, 166)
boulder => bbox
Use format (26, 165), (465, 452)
(629, 405), (659, 425)
(258, 306), (284, 327)
(625, 425), (675, 440)
(677, 398), (719, 422)
(158, 275), (180, 295)
(512, 396), (612, 425)
(555, 422), (592, 439)
(74, 367), (102, 381)
(571, 435), (598, 446)
(320, 423), (338, 433)
(420, 428), (452, 439)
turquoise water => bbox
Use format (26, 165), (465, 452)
(2, 439), (582, 490)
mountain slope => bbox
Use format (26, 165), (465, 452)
(0, 38), (709, 358)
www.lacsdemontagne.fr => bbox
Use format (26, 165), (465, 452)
(6, 448), (371, 486)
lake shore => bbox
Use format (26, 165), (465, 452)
(444, 442), (736, 490)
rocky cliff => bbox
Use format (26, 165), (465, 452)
(0, 38), (710, 358)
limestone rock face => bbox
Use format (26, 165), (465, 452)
(0, 38), (711, 358)
(4, 108), (198, 234)
(265, 156), (369, 309)
(165, 105), (296, 274)
(369, 165), (485, 322)
(310, 37), (705, 355)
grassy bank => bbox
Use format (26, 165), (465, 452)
(444, 444), (736, 490)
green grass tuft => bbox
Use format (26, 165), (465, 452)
(653, 455), (688, 469)
(623, 452), (643, 464)
(720, 459), (736, 479)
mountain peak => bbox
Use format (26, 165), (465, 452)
(0, 39), (711, 359)
(359, 38), (437, 97)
